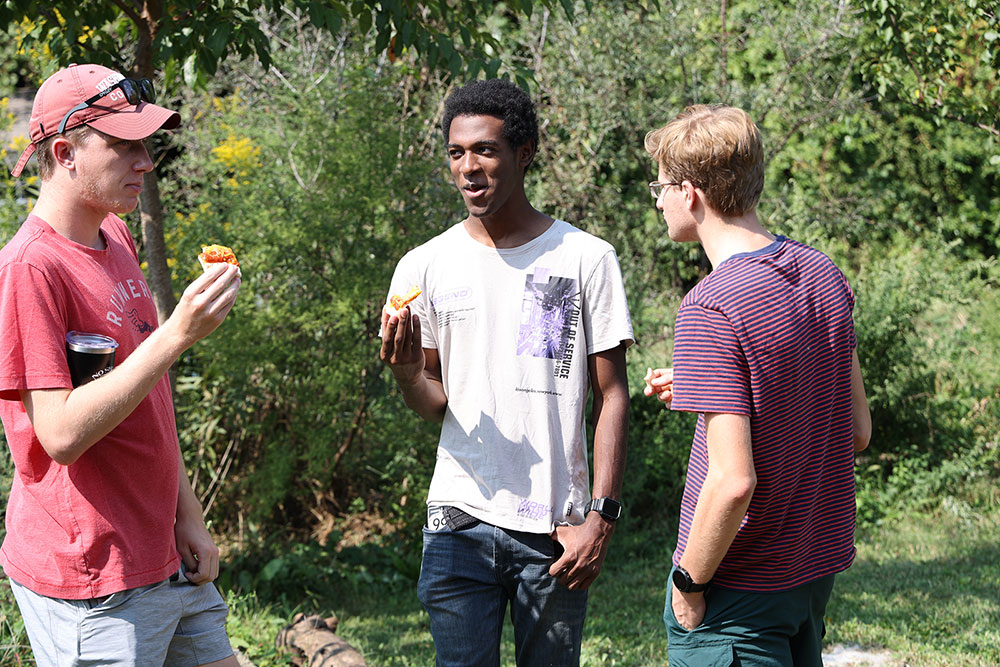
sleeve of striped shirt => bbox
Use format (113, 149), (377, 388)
(670, 303), (752, 416)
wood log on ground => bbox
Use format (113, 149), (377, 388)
(276, 613), (367, 667)
(233, 648), (256, 667)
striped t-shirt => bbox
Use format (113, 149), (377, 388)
(671, 236), (858, 592)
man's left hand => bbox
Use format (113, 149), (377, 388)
(174, 517), (221, 585)
(671, 585), (706, 630)
(548, 513), (615, 590)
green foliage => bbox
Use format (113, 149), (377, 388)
(0, 0), (580, 89)
(828, 501), (1000, 665)
(0, 581), (31, 666)
(164, 27), (450, 538)
(848, 236), (1000, 475)
(858, 0), (1000, 136)
(0, 455), (31, 664)
(218, 532), (417, 607)
(769, 109), (1000, 260)
(624, 391), (696, 522)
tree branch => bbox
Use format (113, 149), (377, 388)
(104, 0), (144, 27)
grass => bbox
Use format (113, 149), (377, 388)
(826, 499), (1000, 666)
(1, 500), (998, 665)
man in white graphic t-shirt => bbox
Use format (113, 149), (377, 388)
(380, 78), (633, 666)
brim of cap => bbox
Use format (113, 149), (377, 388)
(11, 101), (180, 178)
(87, 101), (181, 140)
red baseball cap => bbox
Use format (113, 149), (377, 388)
(11, 63), (181, 177)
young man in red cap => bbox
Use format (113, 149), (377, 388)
(642, 105), (871, 666)
(0, 64), (242, 666)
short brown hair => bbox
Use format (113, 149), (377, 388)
(645, 104), (764, 217)
(35, 125), (93, 180)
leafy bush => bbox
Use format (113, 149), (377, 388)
(851, 236), (999, 464)
(163, 29), (451, 540)
(622, 391), (698, 524)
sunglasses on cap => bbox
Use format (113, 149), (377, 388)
(57, 77), (156, 134)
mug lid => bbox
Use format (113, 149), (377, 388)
(66, 331), (119, 353)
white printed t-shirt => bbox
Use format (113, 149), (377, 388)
(388, 220), (634, 534)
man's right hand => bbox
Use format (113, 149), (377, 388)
(378, 305), (447, 422)
(167, 262), (241, 347)
(380, 305), (425, 385)
(643, 367), (673, 406)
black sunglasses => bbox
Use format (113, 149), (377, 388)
(57, 78), (156, 134)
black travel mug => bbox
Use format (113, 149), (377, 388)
(65, 331), (118, 387)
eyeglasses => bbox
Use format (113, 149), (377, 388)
(649, 181), (681, 198)
(57, 78), (156, 134)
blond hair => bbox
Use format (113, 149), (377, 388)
(35, 125), (94, 181)
(645, 104), (764, 217)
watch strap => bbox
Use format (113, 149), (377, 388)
(673, 565), (711, 593)
(584, 497), (622, 521)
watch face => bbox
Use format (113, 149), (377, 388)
(594, 498), (621, 520)
(671, 567), (689, 591)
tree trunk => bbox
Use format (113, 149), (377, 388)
(138, 170), (178, 328)
(132, 0), (178, 330)
(276, 614), (367, 667)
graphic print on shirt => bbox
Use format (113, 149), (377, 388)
(516, 267), (581, 379)
(432, 286), (474, 328)
(106, 278), (154, 334)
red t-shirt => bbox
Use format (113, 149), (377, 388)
(0, 214), (180, 599)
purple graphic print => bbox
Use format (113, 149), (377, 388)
(516, 268), (581, 378)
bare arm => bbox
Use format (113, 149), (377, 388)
(550, 343), (629, 590)
(20, 264), (241, 465)
(850, 348), (871, 452)
(379, 306), (447, 422)
(174, 455), (221, 585)
(673, 411), (756, 629)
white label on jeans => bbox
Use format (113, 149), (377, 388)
(426, 505), (448, 531)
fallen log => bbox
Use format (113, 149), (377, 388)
(276, 613), (367, 667)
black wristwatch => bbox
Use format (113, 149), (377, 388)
(584, 497), (622, 522)
(672, 565), (710, 593)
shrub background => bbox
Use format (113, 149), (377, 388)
(0, 1), (997, 655)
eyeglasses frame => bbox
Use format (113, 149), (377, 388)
(648, 180), (683, 199)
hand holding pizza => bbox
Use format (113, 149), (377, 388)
(380, 285), (425, 386)
(161, 244), (241, 348)
(385, 285), (421, 316)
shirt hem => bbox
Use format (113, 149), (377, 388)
(2, 554), (182, 600)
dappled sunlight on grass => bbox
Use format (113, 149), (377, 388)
(827, 503), (1000, 666)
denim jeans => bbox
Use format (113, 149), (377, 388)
(418, 520), (588, 667)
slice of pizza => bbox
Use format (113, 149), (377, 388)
(198, 244), (241, 277)
(386, 285), (422, 316)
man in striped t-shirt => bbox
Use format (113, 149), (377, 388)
(641, 105), (872, 666)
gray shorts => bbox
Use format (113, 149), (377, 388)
(10, 568), (233, 667)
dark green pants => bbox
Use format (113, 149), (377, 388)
(664, 570), (836, 667)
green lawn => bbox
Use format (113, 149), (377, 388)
(2, 504), (999, 665)
(825, 503), (1000, 666)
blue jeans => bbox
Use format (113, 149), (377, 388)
(418, 521), (588, 667)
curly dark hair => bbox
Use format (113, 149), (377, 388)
(441, 78), (539, 152)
